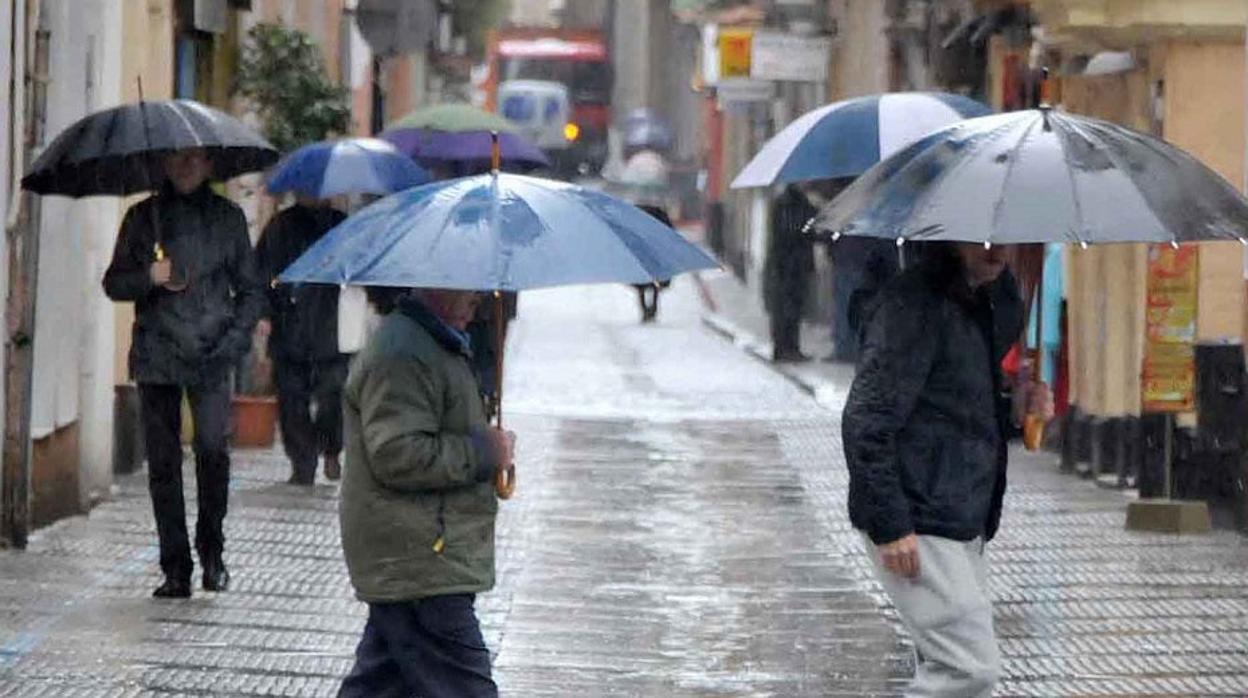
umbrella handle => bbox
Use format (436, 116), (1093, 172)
(495, 463), (515, 499)
(492, 291), (515, 500)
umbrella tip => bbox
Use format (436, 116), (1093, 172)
(1079, 240), (1089, 250)
(1240, 237), (1247, 247)
(832, 231), (842, 242)
(1170, 239), (1180, 250)
(983, 240), (992, 250)
(895, 236), (906, 248)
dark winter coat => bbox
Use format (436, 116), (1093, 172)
(842, 247), (1023, 545)
(340, 294), (501, 602)
(255, 204), (347, 362)
(103, 184), (264, 387)
(763, 186), (816, 316)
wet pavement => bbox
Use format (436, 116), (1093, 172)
(1, 274), (1247, 696)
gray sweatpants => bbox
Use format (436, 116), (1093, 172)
(861, 533), (1001, 697)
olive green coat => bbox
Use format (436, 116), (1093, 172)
(339, 304), (498, 603)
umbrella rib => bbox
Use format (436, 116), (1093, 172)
(1088, 117), (1223, 243)
(1067, 117), (1175, 244)
(169, 101), (205, 148)
(1051, 115), (1091, 244)
(903, 118), (1021, 240)
(989, 115), (1042, 244)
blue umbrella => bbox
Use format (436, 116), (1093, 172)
(731, 92), (992, 188)
(811, 108), (1248, 245)
(266, 137), (429, 198)
(280, 172), (717, 291)
(281, 162), (716, 500)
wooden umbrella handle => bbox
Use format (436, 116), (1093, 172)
(495, 463), (515, 499)
(492, 291), (515, 499)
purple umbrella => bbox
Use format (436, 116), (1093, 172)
(382, 129), (550, 171)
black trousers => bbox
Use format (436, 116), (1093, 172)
(274, 357), (347, 482)
(339, 595), (497, 698)
(769, 305), (804, 356)
(139, 381), (231, 582)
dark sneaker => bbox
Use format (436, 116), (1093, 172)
(202, 560), (230, 592)
(323, 454), (341, 481)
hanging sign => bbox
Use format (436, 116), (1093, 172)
(1142, 244), (1198, 412)
(718, 28), (753, 80)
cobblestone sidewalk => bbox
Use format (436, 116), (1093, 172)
(700, 268), (1248, 697)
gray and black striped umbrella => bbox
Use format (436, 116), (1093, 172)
(812, 108), (1248, 246)
(22, 99), (277, 197)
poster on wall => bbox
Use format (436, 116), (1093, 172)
(1141, 244), (1198, 412)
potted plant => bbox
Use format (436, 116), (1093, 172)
(232, 324), (279, 448)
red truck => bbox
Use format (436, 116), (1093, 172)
(483, 28), (612, 176)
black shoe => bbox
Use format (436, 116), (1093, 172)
(773, 350), (811, 363)
(202, 559), (230, 592)
(287, 473), (314, 486)
(153, 577), (192, 599)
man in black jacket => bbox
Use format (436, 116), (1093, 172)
(763, 184), (816, 362)
(842, 241), (1023, 697)
(255, 197), (348, 485)
(104, 148), (264, 598)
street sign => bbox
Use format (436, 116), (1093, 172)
(718, 28), (753, 80)
(750, 31), (830, 82)
(716, 78), (774, 107)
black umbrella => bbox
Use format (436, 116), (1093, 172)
(22, 99), (278, 197)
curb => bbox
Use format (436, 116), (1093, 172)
(699, 302), (846, 411)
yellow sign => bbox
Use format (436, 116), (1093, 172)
(718, 28), (753, 79)
(1142, 244), (1198, 412)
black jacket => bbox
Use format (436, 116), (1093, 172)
(763, 186), (816, 314)
(104, 184), (264, 387)
(255, 204), (347, 362)
(842, 248), (1023, 545)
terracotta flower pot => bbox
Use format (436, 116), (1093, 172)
(232, 395), (278, 448)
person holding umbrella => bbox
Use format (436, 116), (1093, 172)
(257, 138), (428, 486)
(280, 137), (716, 696)
(842, 241), (1022, 696)
(819, 104), (1248, 697)
(24, 97), (279, 599)
(103, 148), (266, 598)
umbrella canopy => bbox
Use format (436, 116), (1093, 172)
(265, 137), (429, 198)
(280, 172), (717, 291)
(811, 108), (1248, 245)
(22, 99), (277, 197)
(382, 102), (549, 171)
(731, 92), (992, 189)
(387, 103), (520, 133)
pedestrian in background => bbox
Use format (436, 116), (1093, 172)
(103, 148), (264, 598)
(842, 241), (1023, 696)
(338, 288), (515, 698)
(763, 183), (817, 362)
(633, 204), (673, 323)
(255, 196), (348, 485)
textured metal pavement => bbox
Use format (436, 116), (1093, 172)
(0, 278), (1245, 696)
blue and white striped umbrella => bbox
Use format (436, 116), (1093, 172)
(731, 92), (992, 188)
(266, 137), (429, 198)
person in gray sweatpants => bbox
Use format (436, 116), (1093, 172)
(842, 241), (1024, 697)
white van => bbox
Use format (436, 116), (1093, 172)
(498, 79), (573, 164)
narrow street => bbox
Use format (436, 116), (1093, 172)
(2, 277), (1247, 696)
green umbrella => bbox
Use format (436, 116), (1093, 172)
(386, 103), (519, 133)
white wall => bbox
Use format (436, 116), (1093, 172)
(0, 0), (15, 485)
(30, 0), (120, 504)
